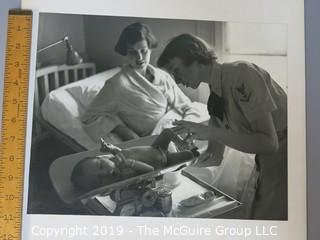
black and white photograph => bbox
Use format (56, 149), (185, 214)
(27, 12), (288, 220)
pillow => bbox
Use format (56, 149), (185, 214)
(41, 88), (98, 148)
(40, 67), (121, 150)
(65, 67), (121, 108)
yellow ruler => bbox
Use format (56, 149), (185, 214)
(0, 9), (33, 240)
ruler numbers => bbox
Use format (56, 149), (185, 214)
(0, 10), (32, 240)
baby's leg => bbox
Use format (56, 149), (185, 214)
(151, 128), (176, 151)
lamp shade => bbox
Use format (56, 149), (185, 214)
(65, 38), (83, 65)
(37, 36), (83, 66)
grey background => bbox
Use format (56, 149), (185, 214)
(0, 0), (319, 239)
(305, 0), (320, 239)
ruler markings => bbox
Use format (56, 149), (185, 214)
(0, 10), (32, 240)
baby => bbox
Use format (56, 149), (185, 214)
(71, 128), (199, 191)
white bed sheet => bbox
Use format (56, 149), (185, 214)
(40, 67), (210, 150)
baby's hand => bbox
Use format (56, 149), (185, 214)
(100, 138), (122, 154)
(114, 152), (128, 168)
(100, 138), (109, 152)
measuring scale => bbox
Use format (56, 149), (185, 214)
(0, 9), (33, 240)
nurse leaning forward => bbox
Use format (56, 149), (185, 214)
(157, 34), (287, 220)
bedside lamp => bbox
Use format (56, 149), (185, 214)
(37, 36), (83, 67)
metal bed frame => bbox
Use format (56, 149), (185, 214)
(33, 63), (96, 151)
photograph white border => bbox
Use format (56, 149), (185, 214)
(21, 0), (306, 239)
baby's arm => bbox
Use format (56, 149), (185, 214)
(114, 153), (154, 173)
(123, 159), (155, 173)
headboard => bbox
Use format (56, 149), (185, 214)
(34, 63), (96, 118)
(33, 63), (96, 147)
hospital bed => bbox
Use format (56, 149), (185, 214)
(34, 63), (210, 151)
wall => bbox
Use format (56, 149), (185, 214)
(218, 22), (288, 91)
(35, 14), (288, 102)
(37, 13), (86, 67)
(83, 15), (216, 101)
(35, 13), (217, 101)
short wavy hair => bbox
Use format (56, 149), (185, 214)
(115, 22), (158, 56)
(157, 33), (217, 67)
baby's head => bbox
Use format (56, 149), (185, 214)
(71, 155), (119, 192)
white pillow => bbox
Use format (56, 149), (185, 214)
(65, 67), (120, 108)
(40, 67), (121, 149)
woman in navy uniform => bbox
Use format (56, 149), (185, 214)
(157, 34), (287, 220)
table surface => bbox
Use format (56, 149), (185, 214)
(91, 170), (240, 218)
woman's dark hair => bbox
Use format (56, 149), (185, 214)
(115, 22), (158, 56)
(157, 33), (217, 68)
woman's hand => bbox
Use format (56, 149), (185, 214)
(172, 120), (213, 141)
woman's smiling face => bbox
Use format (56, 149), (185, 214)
(126, 40), (151, 72)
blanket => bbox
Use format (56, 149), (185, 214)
(151, 102), (210, 135)
(81, 64), (207, 142)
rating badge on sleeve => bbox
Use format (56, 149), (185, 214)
(235, 83), (252, 102)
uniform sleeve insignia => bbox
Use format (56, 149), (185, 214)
(235, 83), (252, 102)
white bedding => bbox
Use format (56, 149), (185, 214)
(41, 67), (210, 150)
(151, 102), (209, 135)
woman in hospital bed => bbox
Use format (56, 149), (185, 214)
(71, 128), (199, 192)
(81, 22), (202, 142)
